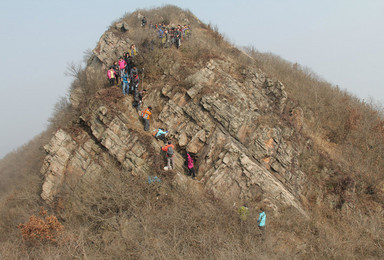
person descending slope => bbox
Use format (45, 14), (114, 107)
(133, 89), (146, 112)
(141, 106), (152, 131)
(162, 141), (175, 170)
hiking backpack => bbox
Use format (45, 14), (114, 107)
(167, 146), (174, 156)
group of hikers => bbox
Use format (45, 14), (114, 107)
(107, 45), (147, 112)
(141, 16), (192, 49)
(106, 18), (268, 232)
(238, 205), (267, 235)
(105, 16), (196, 178)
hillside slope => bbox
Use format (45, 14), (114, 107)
(1, 5), (383, 259)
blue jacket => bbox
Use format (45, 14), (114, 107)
(122, 73), (129, 84)
(156, 129), (167, 137)
(258, 211), (266, 227)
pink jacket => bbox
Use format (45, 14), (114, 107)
(119, 59), (127, 69)
(187, 154), (194, 169)
(107, 69), (115, 79)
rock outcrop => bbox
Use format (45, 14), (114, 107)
(40, 16), (310, 216)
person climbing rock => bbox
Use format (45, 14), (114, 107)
(141, 106), (152, 131)
(133, 89), (146, 112)
(153, 128), (168, 143)
(162, 141), (175, 170)
(187, 152), (195, 178)
(107, 67), (116, 86)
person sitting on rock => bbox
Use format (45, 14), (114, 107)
(141, 106), (152, 131)
(187, 152), (196, 178)
(153, 128), (168, 143)
(162, 141), (175, 170)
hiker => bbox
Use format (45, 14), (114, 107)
(141, 16), (147, 27)
(238, 204), (249, 221)
(107, 67), (116, 86)
(141, 106), (152, 131)
(124, 52), (133, 73)
(153, 128), (168, 143)
(133, 89), (146, 112)
(131, 74), (139, 97)
(130, 66), (139, 94)
(162, 141), (175, 170)
(118, 57), (127, 77)
(121, 70), (130, 95)
(129, 44), (137, 57)
(112, 61), (120, 84)
(257, 207), (266, 231)
(174, 27), (182, 49)
(187, 152), (196, 178)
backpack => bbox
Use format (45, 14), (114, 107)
(167, 146), (174, 156)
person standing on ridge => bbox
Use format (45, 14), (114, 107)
(112, 61), (120, 84)
(107, 67), (116, 86)
(141, 16), (147, 27)
(162, 141), (175, 170)
(141, 106), (152, 131)
(121, 70), (130, 95)
(118, 57), (127, 78)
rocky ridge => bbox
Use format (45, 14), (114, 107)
(42, 16), (310, 216)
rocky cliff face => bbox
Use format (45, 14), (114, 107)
(41, 17), (310, 216)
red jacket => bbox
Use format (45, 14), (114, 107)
(162, 144), (174, 157)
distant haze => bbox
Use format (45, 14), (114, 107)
(1, 0), (383, 159)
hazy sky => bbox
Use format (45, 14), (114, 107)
(1, 0), (383, 159)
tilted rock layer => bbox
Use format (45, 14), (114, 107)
(41, 18), (310, 216)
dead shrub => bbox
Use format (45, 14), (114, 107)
(18, 207), (63, 244)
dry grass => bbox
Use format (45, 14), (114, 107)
(0, 5), (384, 259)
